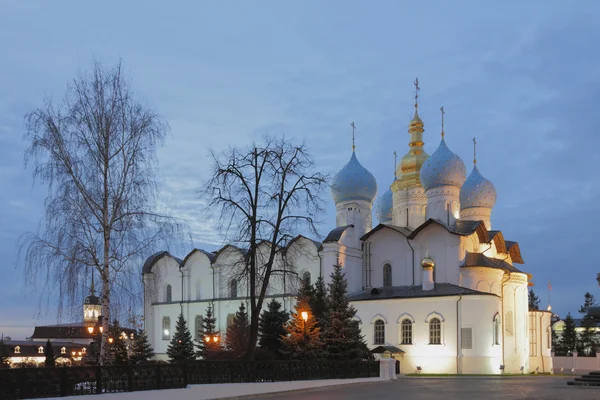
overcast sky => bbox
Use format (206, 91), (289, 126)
(1, 0), (599, 339)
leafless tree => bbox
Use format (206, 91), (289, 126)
(20, 60), (185, 362)
(204, 136), (328, 359)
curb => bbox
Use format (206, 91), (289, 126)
(208, 378), (389, 400)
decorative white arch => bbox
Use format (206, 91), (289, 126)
(476, 280), (491, 293)
(492, 311), (500, 321)
(425, 311), (445, 323)
(370, 314), (388, 324)
(397, 312), (416, 323)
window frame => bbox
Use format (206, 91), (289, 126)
(429, 318), (442, 345)
(229, 279), (237, 298)
(38, 346), (44, 354)
(302, 271), (311, 288)
(14, 346), (20, 354)
(195, 315), (204, 341)
(493, 314), (500, 346)
(383, 263), (392, 288)
(165, 284), (172, 303)
(401, 319), (413, 345)
(162, 316), (171, 340)
(374, 319), (385, 345)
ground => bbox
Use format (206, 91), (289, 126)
(263, 376), (600, 400)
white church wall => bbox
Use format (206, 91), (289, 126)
(285, 237), (321, 291)
(183, 251), (214, 301)
(411, 224), (462, 285)
(502, 274), (530, 373)
(528, 310), (553, 373)
(363, 229), (411, 287)
(460, 267), (505, 296)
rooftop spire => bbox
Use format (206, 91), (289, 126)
(440, 106), (445, 138)
(90, 271), (96, 296)
(414, 77), (420, 110)
(393, 151), (397, 180)
(350, 121), (356, 152)
(473, 137), (477, 165)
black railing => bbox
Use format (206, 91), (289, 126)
(0, 360), (379, 399)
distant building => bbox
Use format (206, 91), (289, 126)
(3, 340), (87, 366)
(143, 82), (552, 374)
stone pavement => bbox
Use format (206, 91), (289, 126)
(40, 377), (384, 400)
(264, 376), (600, 400)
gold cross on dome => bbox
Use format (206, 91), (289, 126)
(350, 121), (356, 151)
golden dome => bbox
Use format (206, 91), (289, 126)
(421, 254), (435, 269)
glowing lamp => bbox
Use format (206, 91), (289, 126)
(72, 351), (76, 356)
(212, 336), (219, 343)
(301, 311), (308, 322)
(205, 336), (210, 343)
(87, 326), (94, 334)
(78, 352), (82, 356)
(108, 338), (114, 344)
(99, 327), (103, 333)
(547, 305), (552, 311)
(163, 329), (169, 336)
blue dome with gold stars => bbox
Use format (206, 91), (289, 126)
(375, 185), (393, 224)
(331, 152), (378, 204)
(419, 139), (466, 191)
(460, 165), (497, 210)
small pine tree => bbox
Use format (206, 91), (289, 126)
(167, 314), (196, 362)
(131, 329), (154, 364)
(558, 313), (578, 355)
(310, 277), (329, 328)
(528, 289), (540, 310)
(44, 339), (55, 367)
(196, 304), (223, 360)
(258, 299), (289, 358)
(578, 292), (598, 355)
(321, 262), (369, 360)
(0, 341), (8, 368)
(225, 303), (249, 357)
(281, 297), (323, 359)
(108, 320), (129, 365)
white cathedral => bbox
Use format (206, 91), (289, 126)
(142, 84), (552, 374)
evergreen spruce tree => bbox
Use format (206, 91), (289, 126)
(196, 304), (223, 360)
(108, 320), (129, 364)
(225, 303), (250, 357)
(281, 297), (323, 359)
(578, 292), (598, 355)
(321, 262), (369, 360)
(258, 299), (289, 358)
(528, 289), (540, 310)
(558, 313), (578, 355)
(310, 277), (329, 328)
(131, 329), (154, 364)
(167, 314), (195, 362)
(44, 339), (56, 367)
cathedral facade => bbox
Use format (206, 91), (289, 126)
(142, 85), (552, 374)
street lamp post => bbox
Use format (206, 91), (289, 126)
(301, 311), (308, 359)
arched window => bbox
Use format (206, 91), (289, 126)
(229, 279), (237, 298)
(82, 347), (86, 354)
(61, 347), (66, 355)
(303, 271), (311, 288)
(383, 264), (392, 288)
(14, 346), (20, 354)
(38, 346), (44, 354)
(493, 315), (500, 345)
(374, 319), (385, 345)
(195, 279), (202, 300)
(162, 316), (171, 340)
(401, 319), (412, 344)
(195, 315), (204, 341)
(429, 318), (441, 344)
(165, 284), (172, 302)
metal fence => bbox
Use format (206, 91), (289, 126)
(0, 360), (379, 399)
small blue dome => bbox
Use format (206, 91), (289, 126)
(331, 152), (378, 204)
(460, 165), (497, 210)
(419, 139), (467, 191)
(375, 186), (393, 224)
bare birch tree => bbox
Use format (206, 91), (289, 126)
(20, 60), (184, 363)
(204, 136), (328, 359)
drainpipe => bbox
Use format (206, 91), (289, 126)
(405, 237), (415, 286)
(501, 272), (511, 369)
(456, 295), (463, 374)
(178, 263), (184, 316)
(540, 313), (544, 373)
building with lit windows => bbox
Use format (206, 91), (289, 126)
(142, 81), (552, 374)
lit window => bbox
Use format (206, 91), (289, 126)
(38, 346), (44, 354)
(162, 316), (171, 340)
(14, 346), (20, 354)
(229, 279), (237, 298)
(429, 318), (441, 345)
(303, 271), (311, 288)
(493, 315), (500, 345)
(461, 327), (472, 349)
(383, 264), (392, 288)
(529, 313), (538, 357)
(61, 347), (66, 354)
(82, 348), (86, 354)
(374, 319), (385, 345)
(401, 319), (412, 344)
(165, 284), (172, 302)
(195, 315), (204, 341)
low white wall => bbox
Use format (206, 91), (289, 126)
(552, 352), (600, 374)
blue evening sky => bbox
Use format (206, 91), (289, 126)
(1, 0), (599, 338)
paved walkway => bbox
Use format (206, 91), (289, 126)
(40, 377), (384, 400)
(265, 376), (600, 400)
